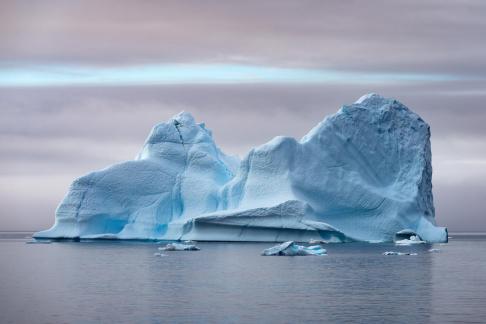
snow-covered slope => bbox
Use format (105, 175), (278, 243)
(34, 94), (447, 243)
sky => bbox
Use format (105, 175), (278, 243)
(1, 0), (485, 231)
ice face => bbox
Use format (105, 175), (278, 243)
(34, 94), (448, 243)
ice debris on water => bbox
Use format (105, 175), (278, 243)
(153, 252), (167, 257)
(428, 248), (441, 253)
(383, 251), (418, 256)
(262, 241), (327, 256)
(159, 242), (200, 251)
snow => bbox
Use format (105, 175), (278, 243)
(262, 241), (327, 256)
(34, 94), (448, 243)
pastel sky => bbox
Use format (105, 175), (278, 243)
(1, 0), (486, 231)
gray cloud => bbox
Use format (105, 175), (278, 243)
(1, 0), (486, 76)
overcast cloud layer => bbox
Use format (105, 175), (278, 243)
(1, 0), (485, 231)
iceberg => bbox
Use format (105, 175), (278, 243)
(262, 241), (327, 256)
(34, 94), (447, 243)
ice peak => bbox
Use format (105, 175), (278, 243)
(138, 111), (211, 153)
(355, 93), (388, 105)
(172, 111), (196, 126)
(352, 93), (411, 114)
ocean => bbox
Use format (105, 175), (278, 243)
(0, 232), (485, 323)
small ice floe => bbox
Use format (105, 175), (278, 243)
(308, 239), (327, 245)
(428, 248), (441, 253)
(183, 240), (197, 245)
(159, 242), (200, 251)
(153, 252), (167, 257)
(262, 241), (327, 256)
(383, 251), (418, 256)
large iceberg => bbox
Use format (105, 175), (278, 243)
(34, 94), (447, 243)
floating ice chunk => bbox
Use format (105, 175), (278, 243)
(262, 241), (327, 256)
(159, 242), (200, 251)
(383, 251), (418, 256)
(428, 248), (441, 253)
(153, 252), (167, 257)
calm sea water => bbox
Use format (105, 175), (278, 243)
(0, 233), (485, 324)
